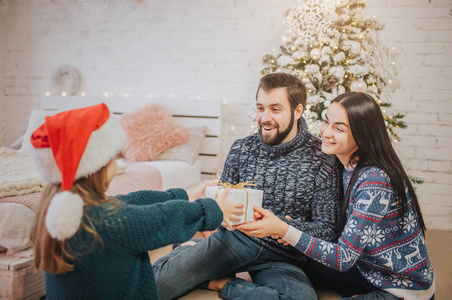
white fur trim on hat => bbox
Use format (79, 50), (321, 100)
(46, 191), (84, 240)
(32, 114), (127, 184)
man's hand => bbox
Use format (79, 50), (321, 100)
(237, 206), (289, 238)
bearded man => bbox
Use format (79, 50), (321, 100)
(154, 73), (342, 300)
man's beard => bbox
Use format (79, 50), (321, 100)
(258, 113), (295, 145)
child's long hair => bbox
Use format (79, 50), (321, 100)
(31, 162), (119, 274)
(333, 92), (426, 235)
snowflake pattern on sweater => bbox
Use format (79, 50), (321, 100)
(295, 167), (435, 300)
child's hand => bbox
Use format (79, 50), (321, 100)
(187, 179), (219, 202)
(216, 187), (244, 228)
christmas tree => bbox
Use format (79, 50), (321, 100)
(261, 0), (404, 141)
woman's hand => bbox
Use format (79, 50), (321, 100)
(271, 235), (290, 246)
(187, 179), (219, 202)
(271, 215), (292, 246)
(237, 206), (289, 238)
(216, 188), (245, 228)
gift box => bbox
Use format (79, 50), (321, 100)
(205, 184), (263, 225)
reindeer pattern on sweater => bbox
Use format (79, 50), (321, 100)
(296, 167), (435, 300)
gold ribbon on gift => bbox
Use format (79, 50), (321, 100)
(217, 181), (256, 190)
(214, 181), (256, 224)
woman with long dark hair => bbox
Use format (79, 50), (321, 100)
(237, 92), (435, 299)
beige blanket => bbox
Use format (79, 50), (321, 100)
(0, 148), (45, 198)
(0, 161), (163, 213)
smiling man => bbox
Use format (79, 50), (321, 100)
(154, 73), (342, 300)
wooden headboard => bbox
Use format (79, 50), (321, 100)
(41, 96), (223, 179)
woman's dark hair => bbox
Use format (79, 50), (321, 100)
(333, 92), (426, 235)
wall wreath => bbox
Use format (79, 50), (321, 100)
(51, 64), (82, 96)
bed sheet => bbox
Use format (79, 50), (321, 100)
(141, 159), (201, 191)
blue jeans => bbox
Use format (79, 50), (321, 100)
(153, 228), (316, 300)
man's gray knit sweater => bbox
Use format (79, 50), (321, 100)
(220, 118), (342, 261)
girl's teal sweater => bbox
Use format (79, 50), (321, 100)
(44, 188), (223, 300)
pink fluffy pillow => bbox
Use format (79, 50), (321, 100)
(120, 104), (190, 161)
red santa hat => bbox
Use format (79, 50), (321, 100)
(30, 103), (127, 241)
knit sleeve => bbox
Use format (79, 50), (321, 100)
(101, 195), (223, 252)
(292, 169), (395, 271)
(118, 188), (188, 205)
(287, 155), (342, 242)
(220, 139), (242, 184)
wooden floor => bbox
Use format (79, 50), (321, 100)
(149, 230), (452, 300)
(425, 229), (452, 300)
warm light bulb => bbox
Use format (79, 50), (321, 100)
(222, 100), (228, 106)
(104, 92), (109, 97)
(81, 92), (86, 97)
(45, 91), (50, 96)
(61, 91), (67, 96)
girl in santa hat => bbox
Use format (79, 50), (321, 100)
(30, 103), (243, 300)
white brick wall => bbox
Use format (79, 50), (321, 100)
(364, 0), (452, 231)
(0, 2), (5, 147)
(0, 0), (451, 230)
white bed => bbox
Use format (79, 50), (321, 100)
(40, 96), (223, 186)
(0, 96), (224, 298)
(144, 159), (202, 190)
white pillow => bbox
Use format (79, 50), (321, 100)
(19, 109), (61, 154)
(155, 126), (207, 165)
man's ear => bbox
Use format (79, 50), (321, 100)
(294, 104), (304, 120)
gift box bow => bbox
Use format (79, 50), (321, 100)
(212, 181), (258, 224)
(216, 181), (256, 190)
